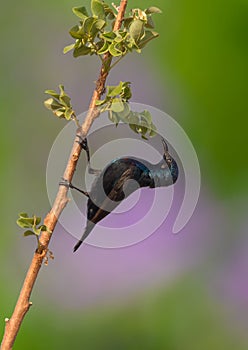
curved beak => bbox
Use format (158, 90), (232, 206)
(161, 137), (169, 153)
(161, 137), (172, 162)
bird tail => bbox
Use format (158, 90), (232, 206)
(73, 239), (83, 252)
(73, 222), (95, 252)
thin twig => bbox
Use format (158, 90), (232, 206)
(109, 53), (127, 71)
(0, 1), (128, 349)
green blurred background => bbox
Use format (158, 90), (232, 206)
(1, 0), (248, 349)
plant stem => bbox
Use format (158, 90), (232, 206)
(0, 1), (128, 349)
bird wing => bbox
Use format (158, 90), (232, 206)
(88, 167), (133, 224)
(74, 162), (153, 249)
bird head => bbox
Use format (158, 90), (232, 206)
(161, 138), (179, 184)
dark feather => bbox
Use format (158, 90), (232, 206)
(73, 142), (178, 251)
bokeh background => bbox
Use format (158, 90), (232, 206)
(1, 0), (248, 349)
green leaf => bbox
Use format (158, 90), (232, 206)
(38, 225), (48, 232)
(145, 7), (162, 14)
(17, 219), (31, 229)
(44, 85), (71, 113)
(108, 110), (120, 125)
(129, 123), (139, 134)
(54, 109), (66, 118)
(34, 216), (41, 225)
(63, 43), (75, 54)
(83, 17), (96, 35)
(33, 227), (42, 236)
(140, 110), (152, 124)
(73, 45), (92, 57)
(149, 124), (157, 137)
(126, 110), (157, 139)
(100, 31), (116, 42)
(111, 98), (124, 113)
(17, 216), (35, 226)
(64, 108), (74, 120)
(72, 6), (89, 19)
(123, 17), (133, 29)
(103, 3), (115, 18)
(91, 0), (105, 20)
(23, 230), (35, 237)
(109, 42), (122, 57)
(94, 18), (106, 30)
(116, 102), (130, 121)
(114, 31), (127, 43)
(97, 40), (109, 55)
(95, 99), (106, 106)
(17, 213), (36, 228)
(18, 212), (28, 218)
(17, 213), (49, 238)
(59, 85), (65, 94)
(90, 19), (106, 39)
(69, 25), (83, 39)
(138, 30), (159, 49)
(107, 12), (115, 20)
(44, 98), (61, 111)
(137, 125), (148, 136)
(127, 111), (139, 124)
(121, 82), (132, 101)
(44, 90), (60, 99)
(107, 82), (123, 97)
(129, 19), (145, 44)
(60, 94), (71, 107)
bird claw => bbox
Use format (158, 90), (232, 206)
(59, 178), (72, 189)
(76, 135), (88, 151)
(75, 136), (101, 175)
(60, 178), (89, 197)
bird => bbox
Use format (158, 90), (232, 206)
(60, 136), (179, 252)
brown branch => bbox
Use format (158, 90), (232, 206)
(0, 1), (128, 349)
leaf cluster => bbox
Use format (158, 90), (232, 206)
(96, 81), (156, 139)
(16, 213), (49, 238)
(44, 2), (160, 136)
(64, 1), (161, 59)
(128, 110), (157, 139)
(96, 81), (131, 108)
(44, 85), (75, 121)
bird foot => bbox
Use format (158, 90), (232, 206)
(76, 135), (89, 152)
(59, 178), (89, 197)
(59, 177), (72, 189)
(76, 136), (101, 176)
